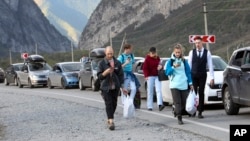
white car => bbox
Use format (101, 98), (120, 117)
(162, 55), (227, 105)
(133, 58), (169, 99)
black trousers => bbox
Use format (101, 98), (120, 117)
(192, 72), (207, 113)
(170, 89), (189, 116)
(101, 89), (119, 119)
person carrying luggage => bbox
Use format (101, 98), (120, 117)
(165, 44), (193, 125)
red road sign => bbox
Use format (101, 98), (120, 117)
(189, 35), (216, 43)
(22, 53), (28, 59)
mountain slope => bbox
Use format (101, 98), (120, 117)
(0, 0), (71, 57)
(79, 0), (250, 60)
(34, 0), (100, 43)
(79, 0), (193, 51)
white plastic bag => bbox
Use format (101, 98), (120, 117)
(123, 96), (135, 118)
(120, 88), (126, 105)
(186, 90), (199, 115)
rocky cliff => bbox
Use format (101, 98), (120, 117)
(79, 0), (192, 50)
(0, 0), (71, 56)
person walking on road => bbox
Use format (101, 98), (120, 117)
(97, 46), (124, 130)
(165, 44), (193, 125)
(188, 36), (214, 118)
(117, 44), (140, 108)
(143, 47), (165, 111)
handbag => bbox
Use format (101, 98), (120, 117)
(158, 69), (168, 81)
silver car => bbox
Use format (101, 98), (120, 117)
(17, 62), (51, 88)
(47, 62), (81, 89)
(78, 59), (101, 91)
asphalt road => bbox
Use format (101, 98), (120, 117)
(0, 83), (250, 141)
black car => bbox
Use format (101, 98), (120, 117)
(222, 47), (250, 115)
(4, 63), (23, 86)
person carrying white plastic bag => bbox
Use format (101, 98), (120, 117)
(186, 90), (199, 115)
(123, 95), (135, 118)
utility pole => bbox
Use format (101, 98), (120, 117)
(110, 27), (113, 47)
(203, 1), (210, 51)
(118, 32), (127, 56)
(35, 43), (38, 54)
(9, 49), (12, 64)
(71, 41), (74, 62)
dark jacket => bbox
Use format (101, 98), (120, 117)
(191, 49), (208, 74)
(97, 57), (124, 91)
(143, 55), (161, 77)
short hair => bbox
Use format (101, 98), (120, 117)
(123, 44), (132, 50)
(194, 36), (202, 41)
(149, 47), (156, 53)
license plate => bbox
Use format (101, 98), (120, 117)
(217, 91), (222, 98)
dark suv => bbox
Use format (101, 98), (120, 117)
(222, 47), (250, 115)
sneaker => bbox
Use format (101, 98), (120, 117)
(177, 116), (183, 125)
(198, 112), (204, 119)
(178, 120), (184, 125)
(148, 108), (153, 111)
(108, 121), (115, 130)
(159, 105), (165, 111)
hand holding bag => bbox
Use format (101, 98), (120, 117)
(123, 96), (135, 118)
(158, 69), (168, 81)
(186, 90), (198, 115)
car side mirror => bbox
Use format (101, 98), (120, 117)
(241, 64), (250, 72)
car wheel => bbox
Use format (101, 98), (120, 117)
(79, 77), (85, 90)
(28, 79), (34, 88)
(91, 78), (98, 91)
(4, 78), (9, 86)
(223, 87), (240, 115)
(14, 77), (18, 86)
(61, 78), (67, 89)
(18, 78), (23, 88)
(48, 79), (54, 89)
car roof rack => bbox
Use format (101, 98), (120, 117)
(90, 48), (105, 58)
(25, 55), (46, 63)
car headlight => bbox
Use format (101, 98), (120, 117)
(30, 74), (39, 79)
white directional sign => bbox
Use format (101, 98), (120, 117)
(189, 35), (216, 43)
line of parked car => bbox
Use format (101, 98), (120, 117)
(1, 47), (250, 115)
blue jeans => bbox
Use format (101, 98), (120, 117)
(147, 76), (163, 109)
(124, 74), (136, 101)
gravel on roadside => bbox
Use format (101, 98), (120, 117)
(0, 91), (215, 141)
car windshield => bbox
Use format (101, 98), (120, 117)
(29, 63), (51, 71)
(209, 57), (228, 71)
(62, 63), (81, 72)
(14, 64), (23, 71)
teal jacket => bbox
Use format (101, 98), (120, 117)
(165, 54), (192, 90)
(117, 53), (135, 72)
